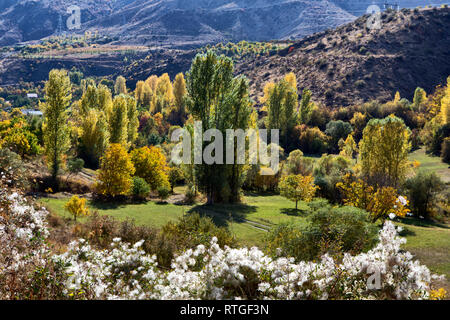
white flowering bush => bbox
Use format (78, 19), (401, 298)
(0, 187), (445, 300)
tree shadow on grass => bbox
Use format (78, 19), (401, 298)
(399, 217), (449, 229)
(89, 200), (127, 211)
(280, 208), (309, 217)
(188, 203), (257, 227)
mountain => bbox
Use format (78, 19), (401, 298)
(236, 7), (450, 106)
(0, 0), (446, 47)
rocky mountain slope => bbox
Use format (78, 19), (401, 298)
(236, 7), (450, 106)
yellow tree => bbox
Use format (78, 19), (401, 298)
(440, 77), (450, 125)
(337, 175), (409, 222)
(79, 108), (109, 167)
(155, 73), (174, 113)
(130, 146), (170, 191)
(284, 72), (297, 91)
(359, 115), (411, 187)
(96, 144), (135, 197)
(64, 195), (90, 221)
(135, 80), (145, 107)
(278, 174), (318, 210)
(339, 134), (358, 159)
(173, 73), (187, 122)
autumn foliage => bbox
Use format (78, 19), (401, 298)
(96, 143), (135, 197)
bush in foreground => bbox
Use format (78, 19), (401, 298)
(0, 187), (446, 300)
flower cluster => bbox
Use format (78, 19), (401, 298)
(0, 188), (445, 300)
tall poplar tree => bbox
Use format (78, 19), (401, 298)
(41, 69), (72, 185)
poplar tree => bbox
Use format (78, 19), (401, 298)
(186, 51), (252, 203)
(109, 95), (129, 147)
(41, 69), (72, 185)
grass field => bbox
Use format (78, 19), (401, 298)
(409, 148), (450, 182)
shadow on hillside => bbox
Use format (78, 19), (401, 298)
(188, 203), (257, 227)
(400, 217), (449, 229)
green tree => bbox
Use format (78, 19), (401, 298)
(125, 95), (139, 146)
(41, 69), (72, 185)
(325, 120), (353, 153)
(109, 95), (129, 147)
(114, 76), (127, 95)
(299, 89), (313, 125)
(404, 171), (444, 219)
(186, 51), (252, 203)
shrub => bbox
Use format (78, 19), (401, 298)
(130, 146), (170, 191)
(157, 185), (170, 201)
(298, 127), (328, 155)
(0, 148), (28, 188)
(162, 213), (236, 251)
(325, 120), (353, 153)
(265, 206), (378, 262)
(354, 80), (366, 89)
(184, 184), (197, 204)
(131, 177), (150, 200)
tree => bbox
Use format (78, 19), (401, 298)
(154, 73), (174, 114)
(337, 175), (409, 223)
(109, 95), (129, 147)
(66, 158), (84, 184)
(298, 89), (313, 125)
(325, 120), (353, 153)
(339, 134), (358, 159)
(125, 95), (139, 146)
(186, 51), (252, 203)
(64, 195), (90, 221)
(359, 115), (411, 187)
(96, 144), (135, 197)
(413, 87), (427, 111)
(168, 166), (184, 192)
(130, 146), (170, 191)
(79, 108), (110, 168)
(284, 149), (314, 176)
(440, 77), (450, 125)
(114, 76), (127, 95)
(41, 69), (72, 185)
(404, 171), (444, 219)
(278, 174), (318, 210)
(172, 73), (187, 124)
(131, 176), (150, 201)
(265, 75), (298, 150)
